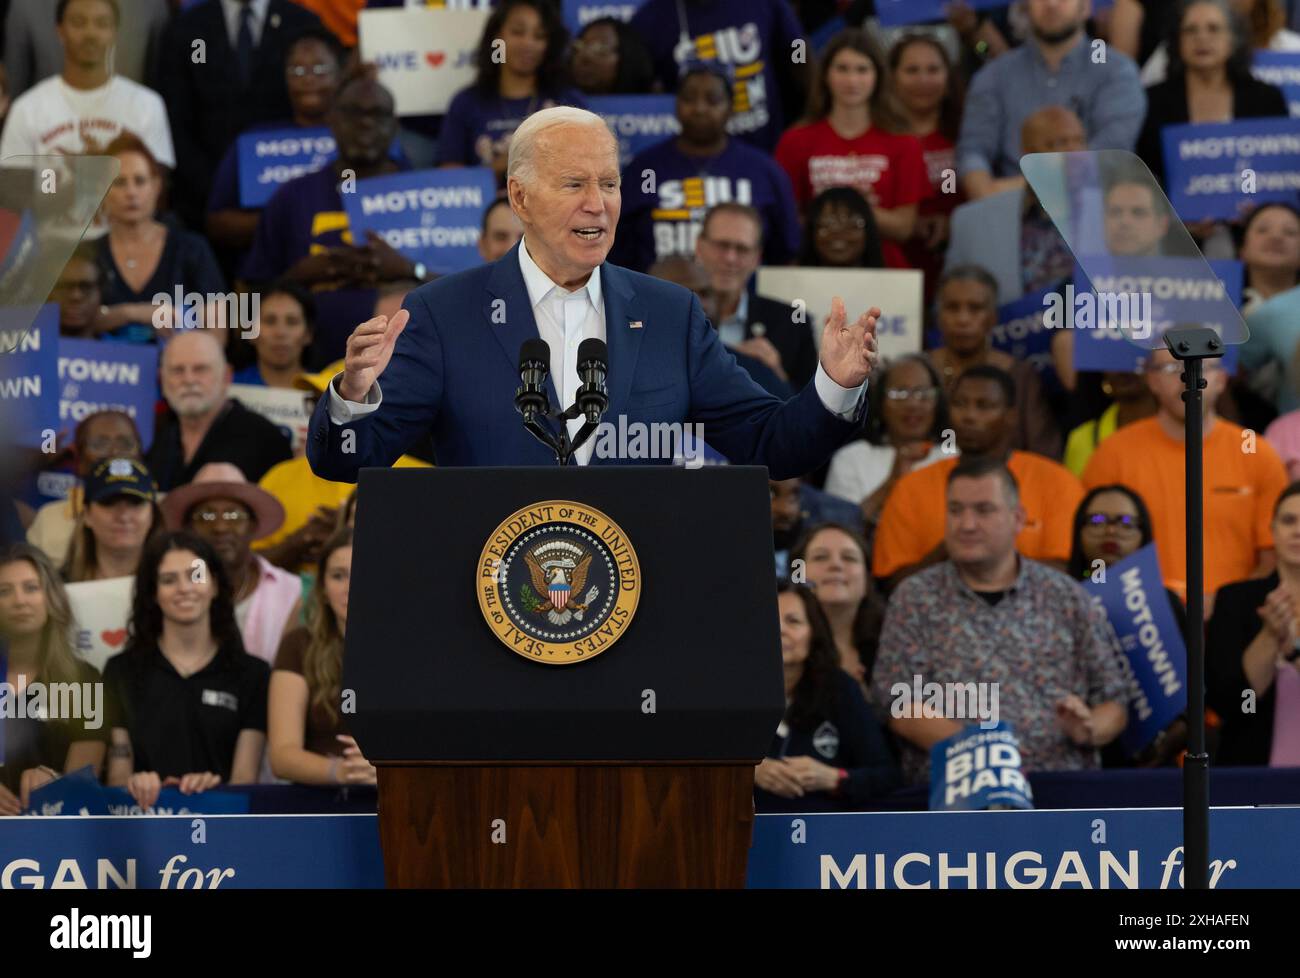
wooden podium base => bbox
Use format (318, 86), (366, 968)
(376, 764), (757, 888)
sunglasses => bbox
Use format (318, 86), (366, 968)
(1083, 513), (1141, 531)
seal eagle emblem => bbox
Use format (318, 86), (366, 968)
(477, 500), (641, 664)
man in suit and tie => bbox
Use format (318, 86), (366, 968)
(694, 202), (819, 390)
(157, 0), (323, 229)
(306, 107), (882, 481)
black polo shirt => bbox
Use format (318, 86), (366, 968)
(145, 398), (293, 492)
(102, 640), (269, 782)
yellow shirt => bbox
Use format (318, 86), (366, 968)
(1063, 403), (1120, 478)
(26, 484), (84, 566)
(254, 454), (431, 572)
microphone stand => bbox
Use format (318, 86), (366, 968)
(516, 391), (604, 466)
(1165, 324), (1224, 891)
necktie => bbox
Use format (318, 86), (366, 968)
(235, 4), (255, 89)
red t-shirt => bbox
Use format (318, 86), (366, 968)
(774, 118), (931, 268)
(907, 129), (965, 302)
(915, 130), (962, 219)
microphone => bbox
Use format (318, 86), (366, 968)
(574, 338), (609, 425)
(515, 338), (551, 425)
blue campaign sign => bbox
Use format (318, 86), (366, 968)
(587, 95), (680, 168)
(1, 804), (1299, 888)
(747, 806), (1300, 888)
(0, 813), (385, 888)
(58, 338), (157, 449)
(876, 0), (1109, 27)
(101, 787), (250, 816)
(1162, 117), (1300, 221)
(237, 127), (334, 208)
(1082, 543), (1187, 756)
(561, 0), (647, 33)
(342, 167), (497, 274)
(26, 767), (110, 816)
(1071, 258), (1243, 373)
(0, 303), (58, 450)
(1251, 52), (1300, 118)
(992, 286), (1056, 383)
(929, 722), (1033, 811)
(237, 128), (408, 208)
(26, 770), (251, 816)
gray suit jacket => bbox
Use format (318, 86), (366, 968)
(943, 186), (1025, 306)
(4, 0), (170, 96)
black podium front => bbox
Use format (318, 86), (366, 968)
(344, 465), (785, 887)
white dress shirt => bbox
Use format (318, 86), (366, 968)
(716, 289), (748, 349)
(221, 0), (270, 48)
(327, 237), (866, 463)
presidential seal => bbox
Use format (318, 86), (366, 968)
(477, 500), (640, 664)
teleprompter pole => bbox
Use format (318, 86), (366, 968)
(1165, 325), (1223, 891)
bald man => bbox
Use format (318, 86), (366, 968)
(146, 331), (293, 491)
(944, 105), (1087, 306)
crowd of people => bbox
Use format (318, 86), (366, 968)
(2, 0), (1300, 814)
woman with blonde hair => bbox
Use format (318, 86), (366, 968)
(268, 528), (376, 785)
(0, 543), (108, 813)
(61, 457), (164, 584)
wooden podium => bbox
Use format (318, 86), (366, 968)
(345, 466), (784, 888)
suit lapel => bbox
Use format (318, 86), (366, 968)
(484, 242), (560, 411)
(199, 1), (233, 61)
(483, 246), (643, 435)
(600, 261), (642, 426)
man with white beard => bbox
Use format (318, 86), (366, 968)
(145, 332), (291, 491)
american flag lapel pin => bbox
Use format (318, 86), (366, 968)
(629, 320), (643, 329)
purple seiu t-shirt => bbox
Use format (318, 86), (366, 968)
(436, 87), (588, 167)
(612, 136), (800, 272)
(241, 166), (406, 369)
(629, 0), (804, 152)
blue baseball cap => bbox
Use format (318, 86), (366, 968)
(84, 457), (157, 505)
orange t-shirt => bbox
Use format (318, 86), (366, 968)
(871, 451), (1084, 578)
(295, 0), (366, 47)
(1082, 417), (1287, 603)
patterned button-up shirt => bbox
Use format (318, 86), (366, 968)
(873, 558), (1127, 785)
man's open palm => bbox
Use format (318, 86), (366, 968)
(819, 296), (881, 389)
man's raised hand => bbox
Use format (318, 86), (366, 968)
(819, 296), (881, 389)
(339, 309), (409, 402)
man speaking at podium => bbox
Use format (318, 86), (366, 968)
(305, 107), (882, 481)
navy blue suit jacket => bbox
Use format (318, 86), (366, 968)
(306, 242), (864, 481)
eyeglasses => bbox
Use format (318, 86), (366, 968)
(1083, 513), (1142, 531)
(190, 509), (253, 525)
(1145, 362), (1183, 376)
(332, 105), (391, 123)
(884, 386), (938, 402)
(700, 236), (758, 258)
(288, 63), (336, 78)
(816, 217), (867, 234)
(53, 279), (100, 296)
(85, 437), (139, 456)
(572, 40), (616, 57)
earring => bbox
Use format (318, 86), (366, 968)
(1101, 380), (1114, 397)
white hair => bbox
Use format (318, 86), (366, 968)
(507, 106), (616, 186)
